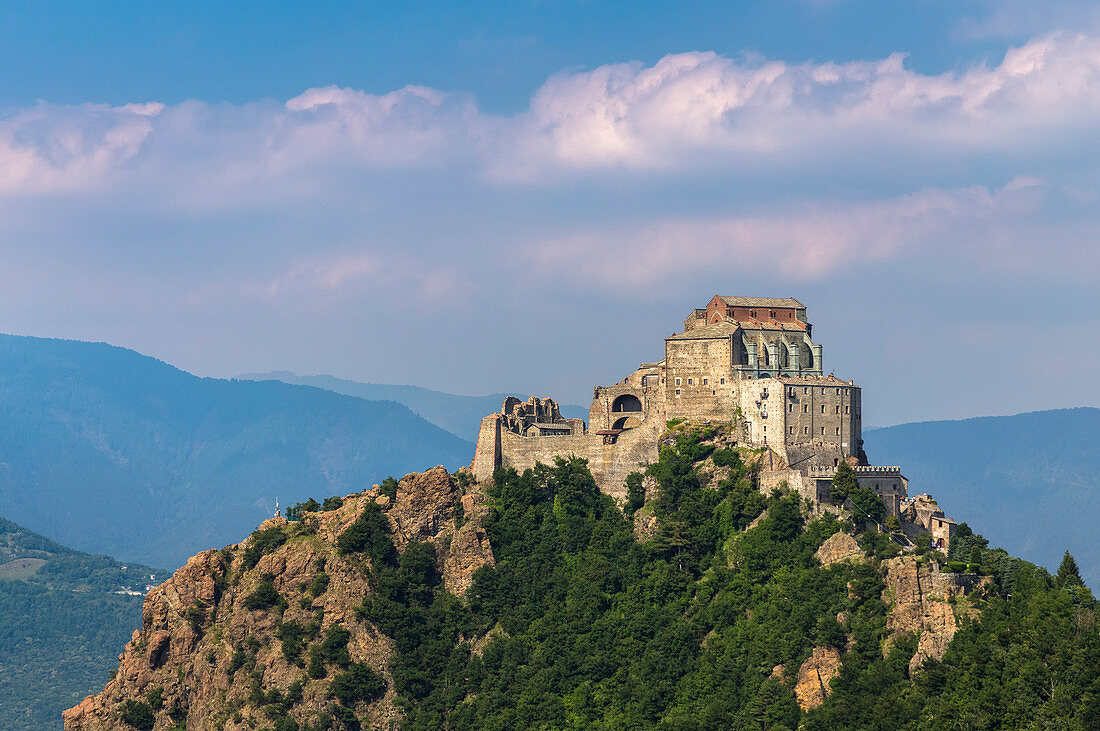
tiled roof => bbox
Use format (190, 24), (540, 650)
(718, 296), (805, 309)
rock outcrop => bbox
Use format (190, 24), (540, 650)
(814, 531), (865, 566)
(882, 556), (991, 673)
(64, 467), (493, 730)
(794, 646), (842, 710)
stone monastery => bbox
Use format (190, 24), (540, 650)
(473, 296), (956, 548)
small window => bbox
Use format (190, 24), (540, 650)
(820, 405), (825, 413)
(763, 425), (767, 433)
(820, 426), (825, 435)
(803, 405), (808, 413)
(835, 405), (840, 414)
(675, 378), (681, 386)
(803, 426), (808, 434)
(803, 387), (808, 394)
(720, 378), (725, 384)
(712, 390), (716, 395)
(675, 389), (681, 396)
(702, 378), (708, 385)
(789, 426), (795, 435)
(821, 388), (826, 395)
(788, 404), (793, 413)
(845, 406), (850, 414)
(836, 388), (841, 395)
(835, 427), (841, 436)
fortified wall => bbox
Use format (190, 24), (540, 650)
(471, 295), (956, 546)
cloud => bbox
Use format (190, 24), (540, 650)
(2, 32), (1100, 197)
(525, 179), (1050, 287)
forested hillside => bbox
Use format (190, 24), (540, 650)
(864, 408), (1100, 586)
(0, 517), (162, 730)
(237, 371), (588, 443)
(69, 429), (1100, 730)
(0, 335), (473, 569)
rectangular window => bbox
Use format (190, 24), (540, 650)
(836, 388), (841, 395)
(820, 405), (825, 413)
(835, 405), (840, 414)
(788, 404), (793, 412)
(675, 378), (681, 386)
(687, 378), (693, 385)
(702, 378), (708, 385)
(720, 378), (725, 384)
(845, 406), (850, 414)
(803, 426), (808, 434)
(763, 426), (767, 433)
(820, 426), (825, 435)
(803, 405), (808, 413)
(675, 389), (681, 396)
(821, 388), (826, 395)
(789, 426), (794, 435)
(803, 387), (808, 394)
(835, 427), (841, 436)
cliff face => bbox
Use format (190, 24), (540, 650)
(63, 466), (493, 730)
(882, 556), (991, 673)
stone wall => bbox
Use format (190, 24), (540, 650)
(495, 420), (662, 501)
(663, 334), (740, 422)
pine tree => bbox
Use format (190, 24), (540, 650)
(1056, 550), (1084, 589)
(830, 461), (858, 503)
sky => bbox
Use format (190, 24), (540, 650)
(2, 0), (1099, 426)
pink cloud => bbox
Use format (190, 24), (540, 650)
(525, 179), (1047, 286)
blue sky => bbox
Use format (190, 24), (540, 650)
(1, 0), (1099, 426)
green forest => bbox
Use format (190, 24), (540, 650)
(0, 516), (162, 730)
(342, 429), (1099, 729)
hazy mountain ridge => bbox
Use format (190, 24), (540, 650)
(0, 334), (473, 570)
(864, 407), (1100, 586)
(236, 371), (589, 443)
(0, 516), (162, 731)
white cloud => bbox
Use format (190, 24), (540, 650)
(2, 32), (1100, 197)
(525, 179), (1049, 286)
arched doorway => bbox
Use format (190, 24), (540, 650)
(612, 415), (641, 430)
(611, 394), (642, 413)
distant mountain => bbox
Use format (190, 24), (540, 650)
(0, 335), (473, 569)
(236, 371), (589, 443)
(0, 516), (161, 730)
(864, 407), (1100, 586)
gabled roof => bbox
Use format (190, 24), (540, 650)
(717, 296), (805, 309)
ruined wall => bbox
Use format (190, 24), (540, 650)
(494, 421), (662, 501)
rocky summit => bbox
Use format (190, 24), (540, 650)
(64, 466), (493, 730)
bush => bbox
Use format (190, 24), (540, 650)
(711, 446), (743, 469)
(287, 498), (320, 521)
(308, 572), (330, 598)
(337, 503), (396, 567)
(243, 576), (286, 612)
(331, 662), (386, 707)
(118, 699), (155, 729)
(322, 495), (344, 511)
(380, 477), (399, 500)
(242, 526), (287, 570)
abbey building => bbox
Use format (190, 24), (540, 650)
(471, 296), (955, 547)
